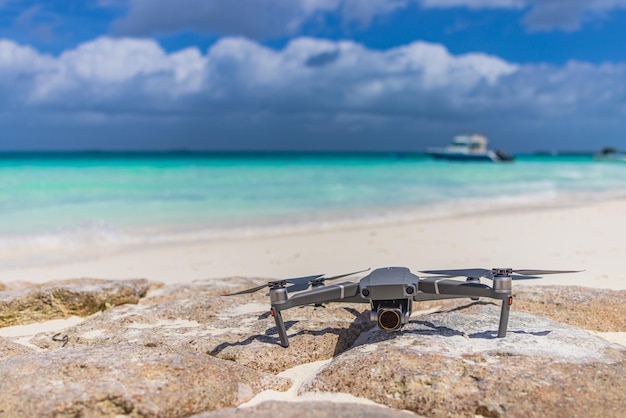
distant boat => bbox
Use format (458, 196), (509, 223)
(594, 147), (626, 162)
(426, 134), (514, 162)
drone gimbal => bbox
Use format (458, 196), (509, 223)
(224, 267), (580, 347)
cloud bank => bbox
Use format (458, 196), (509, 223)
(1, 36), (625, 150)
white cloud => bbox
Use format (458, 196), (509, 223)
(1, 36), (625, 149)
(17, 37), (206, 109)
(0, 39), (54, 105)
(0, 39), (52, 73)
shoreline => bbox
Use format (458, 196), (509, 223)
(2, 188), (625, 263)
(1, 194), (625, 290)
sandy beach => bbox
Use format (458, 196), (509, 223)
(2, 196), (624, 290)
(1, 196), (626, 415)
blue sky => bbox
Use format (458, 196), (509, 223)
(1, 0), (625, 151)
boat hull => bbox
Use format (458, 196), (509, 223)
(427, 150), (498, 162)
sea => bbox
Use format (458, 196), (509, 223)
(1, 151), (625, 266)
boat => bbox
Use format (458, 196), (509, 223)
(594, 147), (626, 162)
(426, 134), (514, 162)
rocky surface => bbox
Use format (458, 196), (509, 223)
(0, 278), (624, 417)
(0, 345), (290, 417)
(302, 304), (626, 417)
(511, 285), (626, 331)
(425, 285), (626, 333)
(0, 336), (35, 358)
(0, 278), (151, 327)
(30, 278), (375, 373)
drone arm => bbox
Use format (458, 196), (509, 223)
(420, 277), (513, 338)
(269, 282), (362, 348)
(418, 278), (507, 299)
(276, 282), (362, 310)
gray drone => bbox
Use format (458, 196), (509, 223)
(224, 267), (579, 347)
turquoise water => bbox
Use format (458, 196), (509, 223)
(1, 152), (625, 254)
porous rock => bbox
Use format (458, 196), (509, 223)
(428, 285), (626, 333)
(303, 304), (626, 417)
(0, 344), (290, 417)
(30, 279), (374, 373)
(193, 401), (421, 418)
(0, 336), (35, 358)
(0, 278), (151, 327)
(512, 285), (626, 331)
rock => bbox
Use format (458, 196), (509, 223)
(30, 280), (374, 373)
(3, 278), (626, 416)
(0, 337), (35, 358)
(193, 401), (422, 418)
(208, 301), (373, 373)
(0, 344), (290, 417)
(141, 277), (266, 305)
(422, 285), (626, 333)
(0, 278), (151, 327)
(404, 283), (626, 370)
(0, 281), (35, 291)
(512, 285), (626, 331)
(303, 305), (626, 417)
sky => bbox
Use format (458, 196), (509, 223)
(0, 0), (625, 152)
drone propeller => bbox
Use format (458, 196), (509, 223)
(222, 268), (370, 296)
(284, 268), (370, 293)
(420, 268), (581, 280)
(222, 274), (324, 296)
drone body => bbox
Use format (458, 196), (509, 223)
(225, 266), (579, 348)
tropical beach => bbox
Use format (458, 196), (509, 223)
(2, 184), (626, 292)
(0, 152), (624, 289)
(2, 1), (626, 415)
(1, 158), (626, 415)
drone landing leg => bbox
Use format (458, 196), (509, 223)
(497, 297), (512, 338)
(271, 307), (289, 348)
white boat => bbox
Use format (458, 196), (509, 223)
(426, 134), (513, 162)
(594, 147), (626, 162)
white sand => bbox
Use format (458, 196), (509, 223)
(0, 316), (85, 338)
(239, 359), (391, 408)
(1, 198), (624, 290)
(0, 316), (86, 350)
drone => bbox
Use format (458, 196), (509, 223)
(223, 267), (580, 347)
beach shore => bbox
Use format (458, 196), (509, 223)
(1, 197), (625, 415)
(1, 196), (624, 291)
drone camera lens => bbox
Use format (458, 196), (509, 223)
(405, 286), (414, 295)
(361, 289), (370, 297)
(378, 309), (401, 331)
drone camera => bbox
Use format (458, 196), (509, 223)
(377, 308), (403, 330)
(370, 299), (411, 331)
